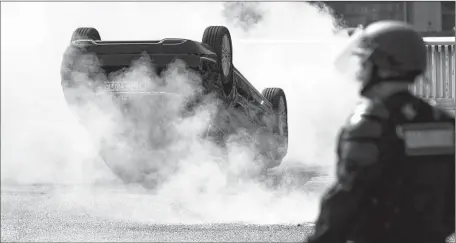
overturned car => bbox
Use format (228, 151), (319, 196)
(61, 25), (288, 187)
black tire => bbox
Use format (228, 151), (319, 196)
(261, 87), (288, 165)
(202, 26), (234, 97)
(71, 27), (101, 42)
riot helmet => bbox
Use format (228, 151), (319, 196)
(335, 20), (427, 95)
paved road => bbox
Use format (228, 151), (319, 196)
(2, 174), (454, 242)
(1, 184), (314, 242)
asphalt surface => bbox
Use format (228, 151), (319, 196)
(2, 167), (454, 242)
(1, 184), (315, 242)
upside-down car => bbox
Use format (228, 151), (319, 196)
(61, 25), (289, 187)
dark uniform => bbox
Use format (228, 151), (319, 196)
(306, 20), (455, 243)
(307, 93), (455, 243)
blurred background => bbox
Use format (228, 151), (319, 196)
(322, 1), (455, 37)
(314, 1), (455, 115)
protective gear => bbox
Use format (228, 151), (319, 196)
(335, 20), (428, 95)
(306, 91), (455, 243)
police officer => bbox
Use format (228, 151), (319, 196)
(305, 20), (455, 243)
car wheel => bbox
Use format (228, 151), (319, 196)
(261, 87), (289, 167)
(202, 26), (234, 98)
(71, 27), (101, 42)
(62, 27), (102, 104)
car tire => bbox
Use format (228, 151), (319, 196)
(62, 28), (100, 104)
(261, 87), (288, 166)
(71, 27), (101, 42)
(202, 26), (234, 98)
(64, 27), (101, 84)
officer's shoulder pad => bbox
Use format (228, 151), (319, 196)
(345, 115), (384, 138)
(345, 100), (387, 138)
(352, 99), (389, 120)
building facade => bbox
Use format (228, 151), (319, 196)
(325, 1), (455, 35)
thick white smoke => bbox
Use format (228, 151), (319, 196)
(1, 2), (360, 225)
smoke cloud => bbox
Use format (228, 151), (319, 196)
(1, 2), (360, 225)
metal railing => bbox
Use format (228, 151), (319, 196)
(237, 36), (455, 110)
(410, 38), (455, 106)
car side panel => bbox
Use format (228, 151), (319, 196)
(97, 53), (204, 68)
(75, 39), (216, 56)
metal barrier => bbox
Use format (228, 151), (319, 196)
(410, 37), (455, 110)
